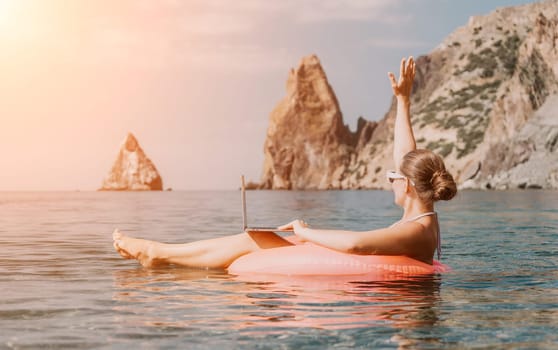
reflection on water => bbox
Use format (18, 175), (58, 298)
(112, 267), (442, 333)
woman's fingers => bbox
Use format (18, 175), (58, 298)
(277, 222), (293, 230)
(389, 57), (416, 97)
(279, 219), (310, 231)
(388, 72), (397, 90)
(408, 57), (415, 79)
(278, 219), (301, 230)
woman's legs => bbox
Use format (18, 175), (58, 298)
(113, 229), (293, 269)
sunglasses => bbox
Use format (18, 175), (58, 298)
(386, 171), (415, 186)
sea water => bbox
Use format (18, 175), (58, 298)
(0, 190), (557, 349)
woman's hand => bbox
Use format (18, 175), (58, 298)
(388, 56), (416, 99)
(278, 219), (309, 235)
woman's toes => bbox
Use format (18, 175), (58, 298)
(111, 232), (161, 267)
(113, 228), (123, 240)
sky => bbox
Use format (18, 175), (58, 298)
(0, 0), (536, 191)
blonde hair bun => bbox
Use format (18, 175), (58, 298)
(431, 170), (457, 201)
(400, 149), (457, 202)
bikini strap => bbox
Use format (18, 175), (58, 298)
(403, 211), (436, 222)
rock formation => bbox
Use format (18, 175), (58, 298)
(100, 133), (163, 191)
(259, 0), (558, 190)
(259, 55), (358, 190)
(465, 95), (558, 190)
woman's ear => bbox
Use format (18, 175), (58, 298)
(404, 178), (411, 193)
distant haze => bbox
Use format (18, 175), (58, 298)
(0, 0), (533, 190)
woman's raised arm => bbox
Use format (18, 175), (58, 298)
(388, 57), (416, 170)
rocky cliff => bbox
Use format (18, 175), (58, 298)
(100, 133), (163, 191)
(259, 0), (558, 190)
(259, 55), (358, 189)
(468, 94), (558, 189)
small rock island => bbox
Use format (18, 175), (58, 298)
(99, 133), (163, 191)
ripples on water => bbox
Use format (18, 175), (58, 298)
(0, 190), (557, 349)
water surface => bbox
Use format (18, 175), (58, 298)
(0, 190), (557, 349)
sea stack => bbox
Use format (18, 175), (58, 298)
(259, 54), (358, 190)
(100, 133), (163, 191)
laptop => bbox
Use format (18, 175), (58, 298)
(241, 175), (293, 232)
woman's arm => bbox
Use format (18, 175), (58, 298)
(388, 57), (416, 170)
(279, 220), (423, 256)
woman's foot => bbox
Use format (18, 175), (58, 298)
(113, 229), (161, 267)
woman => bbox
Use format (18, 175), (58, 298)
(113, 56), (457, 268)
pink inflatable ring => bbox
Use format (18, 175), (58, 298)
(228, 243), (449, 278)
